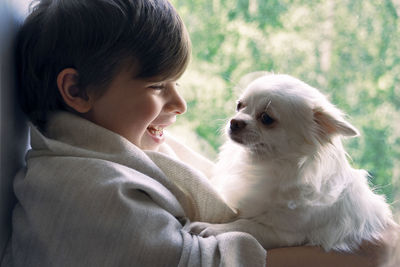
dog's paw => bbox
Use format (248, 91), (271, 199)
(189, 222), (227, 237)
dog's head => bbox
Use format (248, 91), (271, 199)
(227, 74), (359, 159)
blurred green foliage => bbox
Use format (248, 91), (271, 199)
(170, 0), (400, 207)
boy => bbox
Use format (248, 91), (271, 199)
(10, 0), (386, 266)
(12, 1), (266, 266)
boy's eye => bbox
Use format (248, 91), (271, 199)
(149, 84), (165, 90)
(149, 81), (180, 90)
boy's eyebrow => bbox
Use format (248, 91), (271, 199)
(145, 77), (178, 83)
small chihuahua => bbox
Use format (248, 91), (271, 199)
(191, 74), (397, 251)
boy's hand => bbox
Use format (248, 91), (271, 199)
(267, 227), (399, 267)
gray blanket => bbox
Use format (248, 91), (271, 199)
(10, 112), (266, 267)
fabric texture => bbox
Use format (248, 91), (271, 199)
(10, 112), (266, 267)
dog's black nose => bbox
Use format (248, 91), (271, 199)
(230, 119), (247, 132)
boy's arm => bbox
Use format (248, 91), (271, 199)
(12, 158), (265, 267)
(267, 245), (380, 267)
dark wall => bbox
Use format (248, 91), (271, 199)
(0, 0), (29, 260)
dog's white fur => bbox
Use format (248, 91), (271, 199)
(191, 74), (397, 251)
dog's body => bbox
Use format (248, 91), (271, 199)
(192, 74), (397, 251)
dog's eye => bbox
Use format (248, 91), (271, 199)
(260, 112), (275, 125)
(236, 101), (243, 111)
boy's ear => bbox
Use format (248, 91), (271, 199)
(57, 68), (92, 113)
(313, 106), (359, 139)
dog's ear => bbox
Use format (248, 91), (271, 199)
(313, 107), (359, 138)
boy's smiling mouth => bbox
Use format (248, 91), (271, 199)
(147, 125), (164, 138)
(146, 120), (175, 146)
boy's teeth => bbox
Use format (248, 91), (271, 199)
(148, 126), (164, 136)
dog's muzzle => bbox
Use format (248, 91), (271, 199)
(230, 119), (247, 132)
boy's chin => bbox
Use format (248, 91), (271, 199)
(139, 142), (161, 151)
(139, 135), (165, 151)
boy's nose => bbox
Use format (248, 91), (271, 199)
(166, 85), (187, 115)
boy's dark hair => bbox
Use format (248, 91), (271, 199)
(16, 0), (191, 129)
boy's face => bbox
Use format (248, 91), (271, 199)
(84, 66), (187, 151)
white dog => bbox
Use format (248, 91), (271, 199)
(191, 74), (397, 252)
